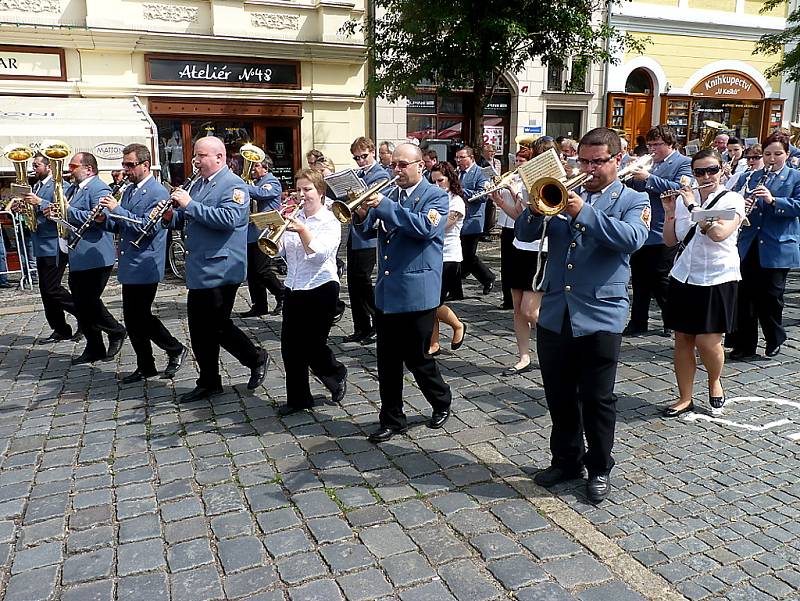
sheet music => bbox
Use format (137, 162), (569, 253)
(324, 169), (367, 200)
(517, 148), (566, 192)
(691, 208), (736, 223)
(10, 183), (31, 197)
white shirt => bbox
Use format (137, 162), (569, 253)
(670, 187), (745, 286)
(496, 176), (522, 229)
(512, 186), (546, 252)
(280, 205), (341, 291)
(443, 192), (465, 262)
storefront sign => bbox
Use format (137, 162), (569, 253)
(483, 125), (504, 151)
(145, 55), (299, 89)
(692, 71), (763, 100)
(0, 46), (65, 81)
(93, 142), (126, 161)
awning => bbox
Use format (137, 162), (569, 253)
(0, 96), (160, 175)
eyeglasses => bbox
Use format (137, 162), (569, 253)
(389, 159), (422, 170)
(121, 160), (146, 169)
(352, 153), (370, 161)
(576, 156), (615, 167)
(746, 155), (763, 160)
(692, 165), (721, 177)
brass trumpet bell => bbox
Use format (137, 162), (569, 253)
(331, 175), (400, 224)
(528, 173), (592, 216)
(240, 143), (265, 186)
(41, 139), (73, 240)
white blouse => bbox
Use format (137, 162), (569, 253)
(280, 206), (341, 291)
(443, 192), (465, 263)
(670, 187), (745, 286)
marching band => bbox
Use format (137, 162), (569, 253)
(2, 123), (799, 505)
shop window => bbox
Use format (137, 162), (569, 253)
(547, 109), (582, 139)
(625, 68), (652, 94)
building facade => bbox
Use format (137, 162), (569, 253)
(0, 0), (369, 188)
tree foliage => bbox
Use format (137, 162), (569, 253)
(342, 0), (646, 147)
(755, 0), (800, 81)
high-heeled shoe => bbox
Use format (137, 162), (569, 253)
(662, 402), (694, 418)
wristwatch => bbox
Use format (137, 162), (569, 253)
(686, 203), (696, 212)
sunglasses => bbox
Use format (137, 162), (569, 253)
(352, 153), (370, 161)
(692, 165), (721, 177)
(389, 160), (422, 170)
(121, 160), (147, 169)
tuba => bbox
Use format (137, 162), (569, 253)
(700, 120), (727, 150)
(790, 122), (800, 148)
(3, 143), (37, 232)
(514, 133), (537, 149)
(240, 143), (265, 213)
(41, 139), (73, 240)
(331, 175), (400, 224)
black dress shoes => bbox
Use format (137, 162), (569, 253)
(277, 404), (312, 417)
(501, 363), (533, 376)
(180, 385), (223, 403)
(361, 332), (377, 345)
(271, 300), (284, 316)
(660, 327), (673, 338)
(121, 368), (158, 384)
(622, 323), (647, 337)
(162, 346), (188, 379)
(239, 307), (269, 318)
(343, 331), (370, 343)
(71, 351), (105, 366)
(662, 402), (694, 418)
(729, 349), (757, 361)
(70, 330), (84, 342)
(765, 344), (782, 358)
(368, 426), (407, 443)
(105, 332), (127, 361)
(533, 465), (585, 488)
(247, 352), (271, 390)
(37, 331), (73, 344)
(331, 373), (347, 404)
(587, 473), (611, 503)
(482, 280), (495, 295)
(428, 410), (450, 429)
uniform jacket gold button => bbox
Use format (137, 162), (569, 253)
(567, 263), (573, 270)
(384, 270), (389, 275)
(565, 285), (571, 291)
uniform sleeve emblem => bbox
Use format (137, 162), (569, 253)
(427, 209), (442, 226)
(261, 183), (272, 191)
(641, 206), (651, 229)
(232, 189), (246, 205)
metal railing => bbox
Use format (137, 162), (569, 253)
(0, 210), (35, 290)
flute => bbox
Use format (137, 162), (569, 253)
(659, 182), (714, 200)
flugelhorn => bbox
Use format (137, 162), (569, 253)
(470, 170), (519, 201)
(331, 175), (400, 224)
(258, 202), (304, 257)
(41, 139), (73, 240)
(132, 170), (202, 249)
(3, 143), (37, 232)
(619, 154), (654, 182)
(528, 172), (593, 216)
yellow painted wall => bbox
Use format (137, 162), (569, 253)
(630, 0), (680, 6)
(744, 0), (787, 17)
(688, 0), (736, 11)
(625, 32), (781, 93)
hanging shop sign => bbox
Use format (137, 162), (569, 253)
(691, 71), (763, 100)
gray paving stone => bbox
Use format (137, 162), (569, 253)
(219, 535), (267, 573)
(257, 507), (302, 534)
(203, 483), (246, 515)
(544, 554), (613, 589)
(380, 551), (436, 586)
(62, 548), (114, 584)
(211, 511), (256, 539)
(470, 532), (522, 560)
(277, 550), (329, 584)
(19, 517), (64, 547)
(337, 567), (393, 601)
(160, 496), (204, 522)
(438, 559), (501, 601)
(66, 525), (114, 553)
(11, 541), (62, 574)
(60, 579), (114, 601)
(289, 578), (343, 601)
(4, 565), (59, 601)
(490, 500), (550, 533)
(389, 500), (437, 528)
(171, 565), (225, 601)
(521, 531), (582, 559)
(488, 555), (548, 590)
(117, 572), (170, 601)
(264, 527), (313, 558)
(429, 492), (478, 515)
(119, 514), (161, 543)
(292, 490), (341, 518)
(359, 522), (416, 558)
(167, 537), (216, 572)
(246, 483), (290, 512)
(118, 538), (167, 576)
(308, 516), (354, 544)
(399, 580), (457, 601)
(409, 523), (471, 565)
(320, 542), (376, 574)
(224, 565), (279, 599)
(165, 516), (208, 545)
(516, 582), (578, 601)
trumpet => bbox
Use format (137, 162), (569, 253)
(470, 170), (519, 202)
(258, 201), (304, 257)
(528, 172), (593, 216)
(132, 170), (202, 249)
(619, 154), (654, 182)
(331, 175), (400, 223)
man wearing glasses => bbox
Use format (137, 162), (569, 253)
(342, 137), (393, 345)
(98, 144), (187, 383)
(60, 152), (127, 365)
(625, 125), (692, 336)
(356, 143), (452, 443)
(531, 127), (649, 503)
(455, 146), (494, 295)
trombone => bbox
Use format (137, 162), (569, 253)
(331, 175), (400, 224)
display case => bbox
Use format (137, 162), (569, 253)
(665, 99), (690, 145)
(610, 98), (625, 130)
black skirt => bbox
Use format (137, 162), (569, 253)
(664, 277), (738, 335)
(441, 261), (461, 305)
(505, 245), (543, 292)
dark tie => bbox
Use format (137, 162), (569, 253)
(66, 185), (77, 201)
(399, 189), (408, 205)
(33, 181), (41, 194)
(585, 192), (595, 206)
(194, 179), (208, 196)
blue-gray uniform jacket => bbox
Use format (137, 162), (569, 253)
(30, 176), (59, 259)
(246, 172), (282, 244)
(65, 176), (115, 272)
(349, 162), (394, 250)
(627, 150), (692, 245)
(458, 163), (489, 235)
(360, 178), (448, 313)
(732, 164), (800, 269)
(104, 176), (170, 285)
(167, 166), (250, 290)
(528, 180), (650, 336)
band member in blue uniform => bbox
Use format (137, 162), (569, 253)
(531, 128), (649, 503)
(625, 125), (692, 336)
(98, 144), (187, 383)
(239, 155), (286, 317)
(58, 152), (126, 365)
(456, 146), (494, 295)
(730, 132), (800, 359)
(22, 153), (79, 343)
(356, 143), (452, 442)
(162, 136), (269, 402)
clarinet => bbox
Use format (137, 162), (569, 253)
(132, 171), (201, 249)
(67, 202), (107, 250)
(741, 163), (775, 227)
(110, 176), (130, 199)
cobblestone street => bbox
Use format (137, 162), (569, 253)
(0, 246), (799, 601)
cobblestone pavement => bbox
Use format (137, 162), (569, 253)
(0, 244), (799, 600)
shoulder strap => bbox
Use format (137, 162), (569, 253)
(681, 189), (729, 246)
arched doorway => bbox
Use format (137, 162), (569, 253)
(607, 68), (654, 144)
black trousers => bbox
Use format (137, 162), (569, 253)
(483, 202), (496, 236)
(500, 227), (515, 306)
(537, 320), (621, 476)
(37, 252), (76, 337)
(629, 243), (675, 329)
(730, 242), (789, 354)
(375, 308), (451, 429)
(187, 283), (263, 389)
(460, 234), (495, 287)
(246, 242), (285, 310)
(346, 243), (376, 334)
(69, 266), (126, 357)
(122, 283), (183, 372)
(282, 282), (346, 408)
